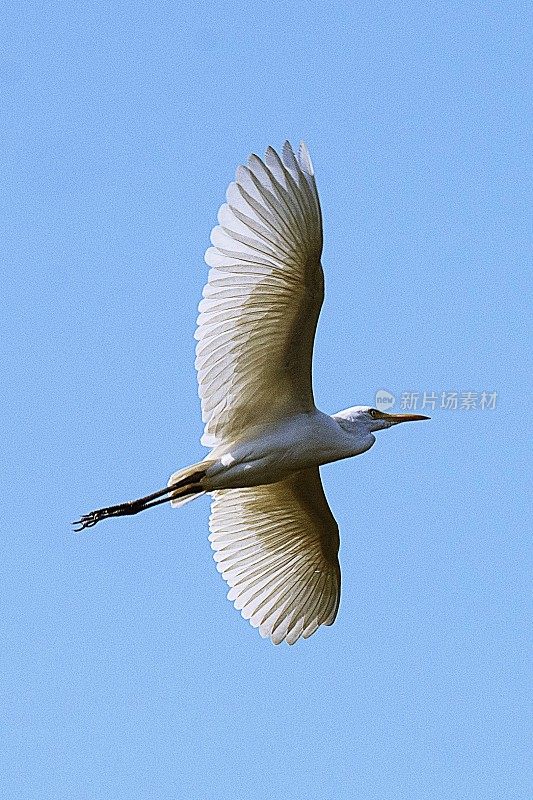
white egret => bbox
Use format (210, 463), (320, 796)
(75, 141), (429, 645)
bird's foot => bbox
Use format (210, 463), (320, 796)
(72, 500), (141, 532)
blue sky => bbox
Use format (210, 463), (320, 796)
(2, 3), (530, 798)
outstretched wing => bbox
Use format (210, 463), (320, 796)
(208, 468), (341, 645)
(196, 141), (323, 448)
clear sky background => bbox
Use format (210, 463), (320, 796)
(2, 3), (530, 799)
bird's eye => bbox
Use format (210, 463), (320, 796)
(368, 409), (378, 417)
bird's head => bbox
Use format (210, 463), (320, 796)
(334, 406), (430, 434)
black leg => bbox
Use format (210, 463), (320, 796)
(73, 484), (180, 532)
(73, 468), (207, 532)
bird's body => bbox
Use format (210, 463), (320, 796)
(75, 141), (429, 645)
(193, 409), (374, 491)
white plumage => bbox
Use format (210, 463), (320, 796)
(195, 142), (340, 643)
(75, 141), (429, 645)
(196, 142), (322, 449)
(209, 468), (340, 645)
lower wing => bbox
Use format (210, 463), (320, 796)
(208, 467), (340, 645)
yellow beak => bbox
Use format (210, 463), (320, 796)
(379, 411), (430, 424)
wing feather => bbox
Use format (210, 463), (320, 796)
(197, 141), (323, 448)
(208, 468), (341, 645)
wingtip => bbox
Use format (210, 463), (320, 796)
(282, 139), (295, 158)
(246, 152), (262, 174)
(297, 141), (314, 175)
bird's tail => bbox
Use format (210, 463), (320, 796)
(167, 460), (214, 508)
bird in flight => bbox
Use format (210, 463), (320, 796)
(74, 141), (429, 644)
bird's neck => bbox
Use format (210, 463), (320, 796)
(331, 414), (376, 456)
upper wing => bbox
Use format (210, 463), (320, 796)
(196, 141), (324, 448)
(208, 468), (341, 645)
